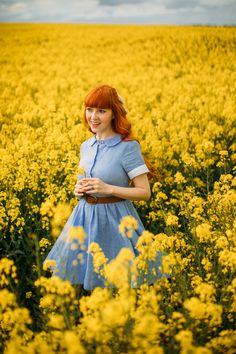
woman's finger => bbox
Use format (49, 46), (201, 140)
(82, 178), (97, 181)
(74, 191), (84, 196)
(74, 186), (87, 193)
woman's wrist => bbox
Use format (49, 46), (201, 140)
(107, 184), (115, 195)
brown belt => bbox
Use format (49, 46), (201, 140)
(84, 194), (125, 204)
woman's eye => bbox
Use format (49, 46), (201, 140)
(86, 108), (105, 113)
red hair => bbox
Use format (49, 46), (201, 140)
(83, 84), (134, 139)
(83, 84), (157, 179)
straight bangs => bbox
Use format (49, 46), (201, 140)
(85, 87), (114, 109)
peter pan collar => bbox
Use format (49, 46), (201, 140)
(90, 134), (122, 147)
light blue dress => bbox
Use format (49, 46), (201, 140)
(43, 134), (167, 290)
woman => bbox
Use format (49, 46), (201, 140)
(43, 84), (166, 291)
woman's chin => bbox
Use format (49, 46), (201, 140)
(90, 124), (100, 132)
(91, 127), (99, 133)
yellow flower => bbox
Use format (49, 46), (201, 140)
(51, 203), (72, 238)
(64, 331), (86, 354)
(201, 257), (212, 272)
(195, 223), (212, 243)
(174, 172), (186, 184)
(175, 330), (193, 348)
(219, 249), (236, 272)
(104, 248), (134, 288)
(207, 330), (236, 353)
(119, 215), (138, 238)
(42, 259), (57, 271)
(155, 191), (168, 201)
(0, 258), (18, 286)
(48, 314), (65, 329)
(25, 291), (33, 299)
(70, 242), (78, 250)
(39, 238), (51, 255)
(219, 150), (228, 158)
(67, 226), (87, 244)
(195, 282), (216, 302)
(39, 238), (51, 249)
(161, 252), (181, 274)
(0, 289), (16, 309)
(88, 242), (108, 274)
(165, 213), (179, 227)
(184, 297), (222, 326)
(77, 252), (85, 264)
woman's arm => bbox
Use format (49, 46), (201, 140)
(74, 174), (151, 202)
(109, 174), (151, 201)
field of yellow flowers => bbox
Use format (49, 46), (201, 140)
(0, 24), (236, 353)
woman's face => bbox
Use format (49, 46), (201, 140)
(85, 106), (114, 135)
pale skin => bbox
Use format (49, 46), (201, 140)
(74, 106), (151, 202)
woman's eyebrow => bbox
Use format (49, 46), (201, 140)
(86, 107), (107, 110)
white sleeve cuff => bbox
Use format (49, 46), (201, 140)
(128, 164), (149, 179)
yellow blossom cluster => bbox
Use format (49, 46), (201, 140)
(88, 242), (108, 275)
(119, 215), (138, 238)
(0, 258), (18, 287)
(39, 237), (51, 255)
(67, 226), (87, 246)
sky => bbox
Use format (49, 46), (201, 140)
(0, 0), (236, 25)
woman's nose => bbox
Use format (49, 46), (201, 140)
(91, 110), (97, 119)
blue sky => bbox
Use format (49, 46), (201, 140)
(0, 0), (236, 25)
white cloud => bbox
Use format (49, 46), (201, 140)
(0, 1), (32, 19)
(200, 0), (236, 6)
(104, 2), (189, 18)
(9, 1), (27, 11)
(0, 0), (236, 24)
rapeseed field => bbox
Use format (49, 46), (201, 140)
(0, 24), (236, 353)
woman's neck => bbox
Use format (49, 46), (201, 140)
(95, 131), (117, 140)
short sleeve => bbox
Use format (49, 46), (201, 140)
(122, 141), (149, 179)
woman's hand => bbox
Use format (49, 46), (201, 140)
(74, 174), (151, 201)
(74, 179), (88, 198)
(79, 178), (112, 195)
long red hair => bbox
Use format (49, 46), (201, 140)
(83, 84), (156, 179)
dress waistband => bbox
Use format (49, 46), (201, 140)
(84, 194), (125, 204)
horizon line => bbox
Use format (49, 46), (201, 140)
(0, 22), (236, 27)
